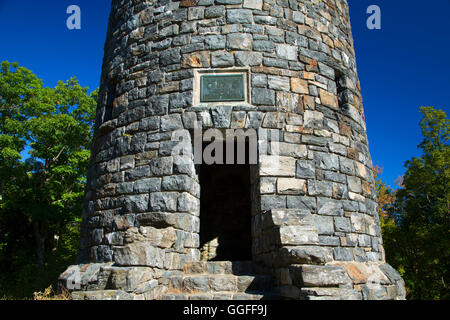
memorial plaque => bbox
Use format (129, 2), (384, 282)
(200, 74), (245, 102)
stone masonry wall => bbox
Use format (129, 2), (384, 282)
(59, 0), (406, 300)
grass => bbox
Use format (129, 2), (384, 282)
(33, 286), (72, 300)
(1, 286), (72, 300)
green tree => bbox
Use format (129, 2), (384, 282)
(0, 61), (97, 298)
(372, 166), (398, 250)
(383, 106), (449, 300)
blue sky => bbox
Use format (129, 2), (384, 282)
(0, 0), (449, 187)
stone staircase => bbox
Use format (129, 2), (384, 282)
(161, 261), (280, 300)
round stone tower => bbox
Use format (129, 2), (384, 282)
(59, 0), (406, 300)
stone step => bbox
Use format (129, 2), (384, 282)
(161, 291), (280, 300)
(72, 290), (134, 300)
(168, 274), (274, 293)
(183, 260), (259, 275)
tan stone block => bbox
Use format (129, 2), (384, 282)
(285, 125), (304, 133)
(339, 123), (352, 137)
(284, 132), (302, 143)
(302, 72), (316, 80)
(303, 95), (315, 109)
(260, 155), (296, 177)
(356, 162), (368, 179)
(290, 78), (309, 94)
(277, 178), (306, 195)
(135, 151), (158, 161)
(286, 113), (303, 126)
(276, 91), (298, 112)
(347, 147), (358, 160)
(361, 180), (372, 196)
(349, 192), (365, 202)
(334, 39), (344, 51)
(280, 226), (319, 245)
(305, 17), (315, 27)
(317, 22), (328, 33)
(319, 89), (339, 109)
(322, 34), (334, 48)
(181, 51), (210, 68)
(314, 129), (332, 138)
(160, 81), (179, 94)
(310, 81), (328, 90)
(335, 262), (369, 284)
(180, 0), (198, 7)
(113, 94), (128, 109)
(252, 66), (299, 78)
(350, 214), (366, 233)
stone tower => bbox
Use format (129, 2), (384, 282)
(59, 0), (406, 300)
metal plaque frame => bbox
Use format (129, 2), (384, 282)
(200, 74), (246, 103)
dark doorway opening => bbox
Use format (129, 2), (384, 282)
(199, 140), (252, 261)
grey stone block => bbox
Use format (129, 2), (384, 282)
(253, 40), (276, 52)
(235, 51), (263, 66)
(296, 160), (316, 179)
(160, 48), (181, 66)
(261, 195), (286, 210)
(211, 106), (233, 128)
(253, 15), (277, 25)
(140, 116), (160, 131)
(252, 87), (275, 105)
(161, 114), (183, 132)
(317, 198), (344, 216)
(268, 75), (290, 91)
(122, 194), (149, 213)
(149, 192), (178, 212)
(287, 196), (317, 212)
(290, 265), (352, 287)
(205, 6), (225, 19)
(333, 247), (354, 261)
(125, 166), (151, 181)
(278, 246), (332, 266)
(315, 152), (339, 171)
(334, 217), (351, 232)
(211, 51), (235, 67)
(134, 178), (161, 193)
(251, 73), (267, 87)
(209, 276), (236, 292)
(169, 91), (192, 110)
(263, 57), (289, 69)
(314, 215), (334, 235)
(162, 175), (195, 193)
(183, 276), (210, 293)
(227, 33), (253, 50)
(308, 180), (333, 197)
(227, 9), (253, 24)
(205, 34), (226, 50)
(149, 157), (173, 176)
(246, 111), (264, 128)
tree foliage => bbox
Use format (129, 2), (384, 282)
(0, 61), (97, 298)
(378, 106), (450, 300)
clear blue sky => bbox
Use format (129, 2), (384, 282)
(0, 0), (449, 187)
